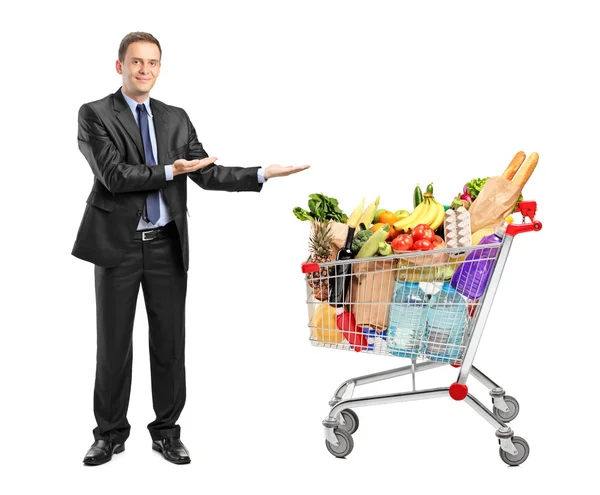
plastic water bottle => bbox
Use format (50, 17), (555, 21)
(424, 282), (467, 363)
(387, 281), (428, 359)
(451, 227), (504, 300)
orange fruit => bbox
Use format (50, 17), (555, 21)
(370, 222), (386, 233)
(388, 226), (401, 240)
(379, 211), (398, 226)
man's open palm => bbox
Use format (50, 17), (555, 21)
(264, 164), (310, 179)
(173, 157), (218, 176)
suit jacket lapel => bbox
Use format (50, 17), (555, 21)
(113, 88), (145, 161)
(151, 100), (169, 165)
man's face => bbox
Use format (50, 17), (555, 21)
(116, 41), (161, 99)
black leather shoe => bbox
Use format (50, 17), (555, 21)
(83, 440), (125, 466)
(152, 438), (191, 464)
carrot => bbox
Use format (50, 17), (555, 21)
(502, 151), (526, 180)
(512, 152), (539, 187)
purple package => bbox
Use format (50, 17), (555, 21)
(450, 231), (503, 300)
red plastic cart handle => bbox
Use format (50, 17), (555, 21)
(302, 262), (320, 273)
(505, 200), (543, 237)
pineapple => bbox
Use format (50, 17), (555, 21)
(307, 220), (334, 301)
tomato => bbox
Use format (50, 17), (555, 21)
(379, 211), (397, 226)
(413, 239), (432, 251)
(392, 234), (413, 252)
(412, 224), (435, 243)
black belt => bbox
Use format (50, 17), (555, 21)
(134, 222), (177, 241)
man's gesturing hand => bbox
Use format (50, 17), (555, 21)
(172, 157), (218, 176)
(263, 164), (310, 180)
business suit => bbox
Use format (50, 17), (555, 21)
(74, 87), (262, 271)
(74, 87), (262, 447)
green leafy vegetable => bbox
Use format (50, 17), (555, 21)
(465, 177), (489, 201)
(293, 193), (348, 223)
(292, 207), (313, 221)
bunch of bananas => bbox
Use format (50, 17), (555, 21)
(392, 194), (445, 233)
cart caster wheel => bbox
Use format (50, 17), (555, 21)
(493, 395), (520, 423)
(326, 429), (354, 458)
(499, 436), (529, 466)
(338, 409), (359, 435)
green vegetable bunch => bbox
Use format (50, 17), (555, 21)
(465, 177), (489, 202)
(293, 193), (348, 223)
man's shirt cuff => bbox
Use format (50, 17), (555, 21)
(165, 165), (174, 181)
(257, 167), (267, 183)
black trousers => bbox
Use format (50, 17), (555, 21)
(92, 222), (187, 444)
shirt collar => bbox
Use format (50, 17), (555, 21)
(121, 88), (153, 118)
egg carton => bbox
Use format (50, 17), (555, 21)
(444, 207), (471, 248)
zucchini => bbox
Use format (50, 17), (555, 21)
(413, 185), (423, 208)
(356, 224), (390, 258)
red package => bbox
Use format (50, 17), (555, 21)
(337, 312), (367, 352)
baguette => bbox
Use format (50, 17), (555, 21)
(502, 151), (526, 180)
(512, 152), (539, 187)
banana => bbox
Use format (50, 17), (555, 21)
(412, 200), (435, 230)
(419, 197), (439, 227)
(429, 201), (445, 230)
(392, 200), (428, 232)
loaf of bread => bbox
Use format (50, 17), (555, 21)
(512, 152), (539, 187)
(501, 151), (526, 180)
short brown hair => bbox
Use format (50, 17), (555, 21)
(118, 32), (162, 62)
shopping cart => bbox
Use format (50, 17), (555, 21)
(301, 201), (542, 466)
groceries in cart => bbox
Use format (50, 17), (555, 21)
(298, 151), (542, 465)
(298, 150), (540, 360)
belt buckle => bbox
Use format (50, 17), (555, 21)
(142, 230), (155, 241)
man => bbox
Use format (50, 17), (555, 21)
(73, 32), (308, 466)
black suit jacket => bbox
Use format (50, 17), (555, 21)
(72, 88), (263, 271)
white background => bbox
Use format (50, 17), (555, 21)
(1, 0), (597, 493)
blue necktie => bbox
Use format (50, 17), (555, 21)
(136, 103), (160, 225)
